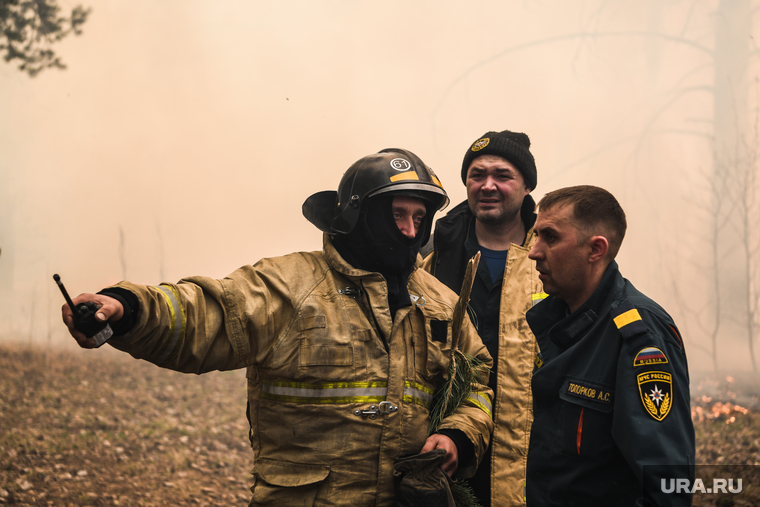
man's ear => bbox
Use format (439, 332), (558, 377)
(588, 235), (609, 263)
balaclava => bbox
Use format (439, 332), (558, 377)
(333, 195), (433, 317)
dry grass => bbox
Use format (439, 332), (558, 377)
(1, 344), (759, 506)
(0, 344), (251, 506)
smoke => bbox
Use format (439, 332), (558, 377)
(1, 0), (759, 372)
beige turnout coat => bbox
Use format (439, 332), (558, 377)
(422, 203), (543, 506)
(107, 234), (494, 507)
(488, 228), (543, 505)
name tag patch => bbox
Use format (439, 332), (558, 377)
(564, 380), (613, 405)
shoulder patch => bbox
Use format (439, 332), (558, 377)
(637, 371), (673, 421)
(611, 301), (647, 339)
(633, 346), (669, 367)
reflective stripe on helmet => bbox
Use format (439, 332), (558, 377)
(389, 171), (421, 182)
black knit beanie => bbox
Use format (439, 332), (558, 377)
(460, 130), (537, 190)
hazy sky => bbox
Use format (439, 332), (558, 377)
(2, 1), (758, 371)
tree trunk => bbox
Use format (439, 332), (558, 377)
(713, 0), (756, 370)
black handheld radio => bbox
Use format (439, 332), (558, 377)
(53, 274), (113, 347)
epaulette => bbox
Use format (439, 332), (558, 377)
(611, 300), (648, 339)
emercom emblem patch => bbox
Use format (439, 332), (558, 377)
(633, 346), (669, 367)
(637, 371), (672, 421)
(471, 137), (490, 151)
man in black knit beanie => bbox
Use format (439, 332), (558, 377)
(422, 130), (543, 506)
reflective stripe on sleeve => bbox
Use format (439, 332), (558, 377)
(261, 380), (388, 404)
(403, 381), (434, 408)
(155, 284), (186, 365)
(466, 391), (493, 419)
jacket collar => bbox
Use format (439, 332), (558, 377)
(520, 194), (537, 232)
(323, 233), (370, 277)
(527, 261), (625, 350)
(322, 233), (416, 280)
(435, 195), (537, 251)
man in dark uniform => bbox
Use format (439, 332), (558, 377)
(525, 185), (694, 506)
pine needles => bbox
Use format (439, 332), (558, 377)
(426, 252), (487, 507)
(428, 350), (489, 435)
(427, 349), (490, 507)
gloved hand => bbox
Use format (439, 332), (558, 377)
(392, 448), (455, 507)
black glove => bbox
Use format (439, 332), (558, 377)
(392, 448), (455, 507)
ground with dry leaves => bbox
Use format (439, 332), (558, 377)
(0, 345), (251, 506)
(1, 344), (759, 506)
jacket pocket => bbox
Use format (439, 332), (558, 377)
(252, 458), (330, 506)
(557, 377), (615, 461)
(298, 315), (354, 367)
(300, 343), (353, 366)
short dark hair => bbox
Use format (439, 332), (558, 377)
(538, 185), (627, 259)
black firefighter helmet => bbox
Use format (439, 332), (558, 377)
(302, 148), (449, 234)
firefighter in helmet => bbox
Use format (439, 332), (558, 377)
(62, 148), (494, 506)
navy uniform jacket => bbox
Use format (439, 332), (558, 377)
(525, 261), (694, 506)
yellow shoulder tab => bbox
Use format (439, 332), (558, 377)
(611, 302), (647, 339)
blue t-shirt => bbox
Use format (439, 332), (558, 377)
(479, 246), (509, 284)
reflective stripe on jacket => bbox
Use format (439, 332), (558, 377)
(108, 233), (494, 507)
